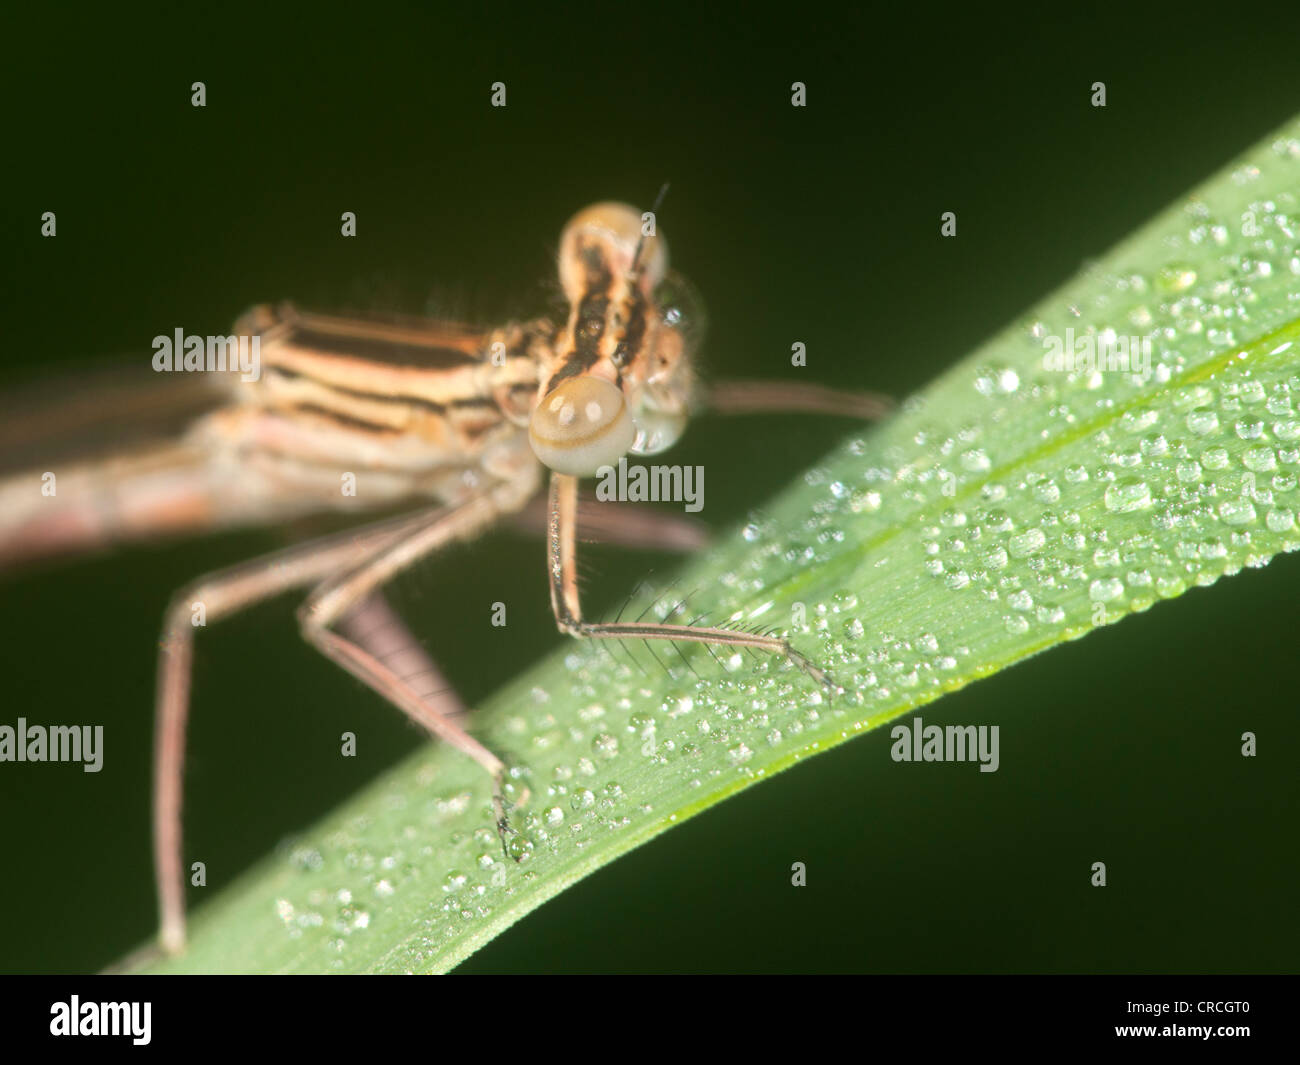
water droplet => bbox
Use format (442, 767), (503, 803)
(1156, 574), (1186, 598)
(1104, 479), (1152, 513)
(1008, 528), (1047, 557)
(983, 546), (1009, 569)
(1218, 499), (1257, 526)
(1156, 264), (1197, 292)
(1093, 546), (1120, 567)
(1120, 408), (1159, 433)
(1243, 446), (1277, 472)
(1033, 479), (1062, 504)
(1266, 508), (1296, 532)
(1036, 603), (1066, 625)
(1089, 577), (1125, 602)
(1202, 447), (1230, 470)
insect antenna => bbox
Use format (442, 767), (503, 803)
(628, 182), (671, 280)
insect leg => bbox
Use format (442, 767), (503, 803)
(295, 478), (537, 859)
(339, 589), (470, 726)
(508, 490), (709, 553)
(544, 472), (830, 687)
(153, 508), (434, 955)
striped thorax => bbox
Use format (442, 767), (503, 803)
(209, 202), (704, 508)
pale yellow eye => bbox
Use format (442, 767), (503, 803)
(558, 202), (669, 296)
(631, 406), (688, 455)
(529, 376), (635, 476)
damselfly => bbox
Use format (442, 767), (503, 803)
(0, 199), (891, 955)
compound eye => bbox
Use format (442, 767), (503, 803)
(529, 376), (636, 476)
(653, 272), (707, 350)
(559, 203), (669, 297)
(631, 406), (688, 456)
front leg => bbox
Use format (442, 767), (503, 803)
(544, 472), (830, 688)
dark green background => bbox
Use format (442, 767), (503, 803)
(1, 6), (1297, 973)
